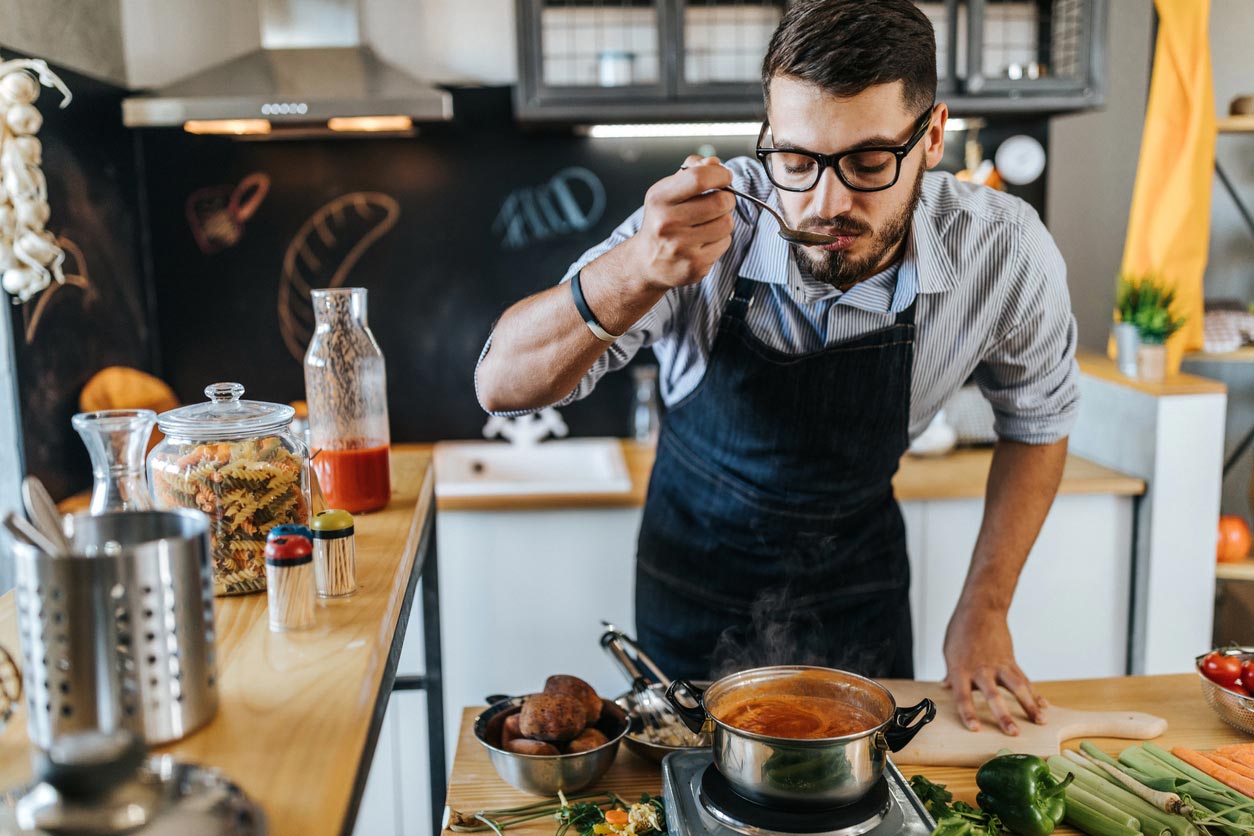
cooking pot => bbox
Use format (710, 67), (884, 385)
(666, 666), (934, 810)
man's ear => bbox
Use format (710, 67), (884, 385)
(923, 102), (948, 170)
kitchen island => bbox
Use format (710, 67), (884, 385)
(0, 448), (438, 836)
(441, 674), (1239, 835)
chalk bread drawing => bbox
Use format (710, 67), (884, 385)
(23, 234), (96, 344)
(277, 192), (400, 362)
(186, 172), (270, 255)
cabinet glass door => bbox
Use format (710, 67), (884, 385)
(966, 0), (1100, 95)
(675, 0), (783, 100)
(529, 0), (667, 97)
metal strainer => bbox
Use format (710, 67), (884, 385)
(1196, 648), (1254, 735)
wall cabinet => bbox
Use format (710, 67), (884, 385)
(515, 0), (1107, 122)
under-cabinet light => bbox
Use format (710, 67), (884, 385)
(584, 122), (763, 138)
(327, 115), (414, 133)
(183, 119), (272, 136)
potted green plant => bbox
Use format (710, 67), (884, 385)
(1122, 274), (1186, 382)
(1113, 275), (1142, 376)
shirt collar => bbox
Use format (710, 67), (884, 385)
(736, 176), (962, 302)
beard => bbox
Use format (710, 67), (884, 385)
(790, 165), (925, 292)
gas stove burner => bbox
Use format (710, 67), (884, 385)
(696, 765), (890, 836)
(662, 750), (936, 836)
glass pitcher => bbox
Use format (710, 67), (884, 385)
(72, 409), (157, 514)
(304, 288), (392, 513)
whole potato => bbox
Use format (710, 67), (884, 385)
(565, 727), (609, 754)
(544, 675), (602, 725)
(520, 693), (585, 742)
(505, 738), (561, 756)
(501, 713), (523, 747)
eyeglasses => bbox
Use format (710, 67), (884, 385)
(756, 109), (934, 193)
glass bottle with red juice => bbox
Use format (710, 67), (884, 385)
(304, 287), (392, 513)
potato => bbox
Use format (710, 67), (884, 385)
(519, 693), (585, 742)
(501, 713), (523, 747)
(544, 675), (602, 725)
(565, 727), (609, 754)
(505, 738), (561, 756)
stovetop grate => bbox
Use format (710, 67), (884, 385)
(661, 751), (936, 836)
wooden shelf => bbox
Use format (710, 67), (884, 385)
(1217, 560), (1254, 581)
(1219, 115), (1254, 133)
(1185, 346), (1254, 363)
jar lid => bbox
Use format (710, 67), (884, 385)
(312, 509), (354, 535)
(157, 383), (295, 440)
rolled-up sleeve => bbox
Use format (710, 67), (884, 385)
(972, 207), (1080, 445)
(474, 207), (673, 417)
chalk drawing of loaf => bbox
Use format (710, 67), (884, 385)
(278, 192), (400, 362)
(23, 235), (97, 344)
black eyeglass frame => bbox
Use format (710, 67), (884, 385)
(755, 108), (935, 193)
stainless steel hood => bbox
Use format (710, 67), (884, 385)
(122, 0), (452, 132)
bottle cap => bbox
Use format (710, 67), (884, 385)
(311, 509), (354, 539)
(265, 535), (312, 566)
(267, 523), (312, 542)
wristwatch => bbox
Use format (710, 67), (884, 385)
(570, 270), (623, 343)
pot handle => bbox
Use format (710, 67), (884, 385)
(664, 679), (710, 735)
(883, 698), (936, 752)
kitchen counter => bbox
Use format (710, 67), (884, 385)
(431, 441), (1145, 511)
(441, 674), (1237, 835)
(0, 448), (436, 836)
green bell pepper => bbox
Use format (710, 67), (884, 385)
(976, 754), (1074, 836)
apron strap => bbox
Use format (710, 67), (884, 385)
(726, 276), (757, 322)
(895, 298), (918, 326)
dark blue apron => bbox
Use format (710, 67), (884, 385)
(635, 275), (917, 681)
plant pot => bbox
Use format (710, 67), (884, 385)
(1113, 323), (1140, 377)
(1138, 343), (1167, 382)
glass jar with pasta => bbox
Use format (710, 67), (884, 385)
(148, 382), (311, 596)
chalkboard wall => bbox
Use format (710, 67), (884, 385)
(6, 58), (152, 500)
(138, 86), (1049, 444)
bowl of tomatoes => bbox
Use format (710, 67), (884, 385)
(1197, 648), (1254, 734)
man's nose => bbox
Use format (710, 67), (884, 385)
(810, 165), (856, 220)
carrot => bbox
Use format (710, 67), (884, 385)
(1216, 746), (1254, 769)
(1172, 747), (1254, 798)
(1209, 753), (1254, 782)
(604, 810), (630, 826)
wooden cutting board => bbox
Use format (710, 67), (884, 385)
(882, 680), (1168, 767)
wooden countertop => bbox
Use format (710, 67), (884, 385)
(427, 441), (1144, 511)
(442, 674), (1241, 835)
(0, 448), (435, 836)
(1078, 348), (1227, 397)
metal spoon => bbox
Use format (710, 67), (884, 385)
(21, 476), (71, 555)
(680, 167), (840, 246)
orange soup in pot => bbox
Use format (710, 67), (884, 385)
(716, 694), (880, 739)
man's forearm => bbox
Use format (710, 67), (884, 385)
(956, 437), (1068, 613)
(476, 239), (666, 413)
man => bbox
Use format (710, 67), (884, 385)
(476, 0), (1077, 736)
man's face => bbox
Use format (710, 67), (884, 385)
(764, 78), (945, 291)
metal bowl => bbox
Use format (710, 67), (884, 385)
(614, 681), (711, 765)
(473, 695), (630, 795)
(1196, 648), (1254, 735)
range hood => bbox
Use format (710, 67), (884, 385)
(122, 0), (452, 135)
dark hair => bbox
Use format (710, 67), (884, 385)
(762, 0), (937, 115)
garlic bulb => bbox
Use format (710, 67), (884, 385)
(0, 55), (69, 302)
(0, 72), (38, 107)
(15, 199), (49, 228)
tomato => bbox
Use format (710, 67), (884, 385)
(1241, 660), (1254, 690)
(1202, 652), (1243, 688)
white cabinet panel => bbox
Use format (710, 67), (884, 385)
(903, 494), (1133, 682)
(436, 507), (644, 768)
(394, 689), (433, 835)
(354, 696), (401, 836)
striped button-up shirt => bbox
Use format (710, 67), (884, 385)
(480, 159), (1079, 444)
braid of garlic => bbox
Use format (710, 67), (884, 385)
(0, 56), (71, 303)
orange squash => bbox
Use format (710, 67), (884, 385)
(1218, 515), (1252, 563)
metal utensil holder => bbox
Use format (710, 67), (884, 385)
(12, 509), (219, 748)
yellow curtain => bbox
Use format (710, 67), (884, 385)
(1117, 0), (1216, 371)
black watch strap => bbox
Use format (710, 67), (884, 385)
(570, 270), (623, 343)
